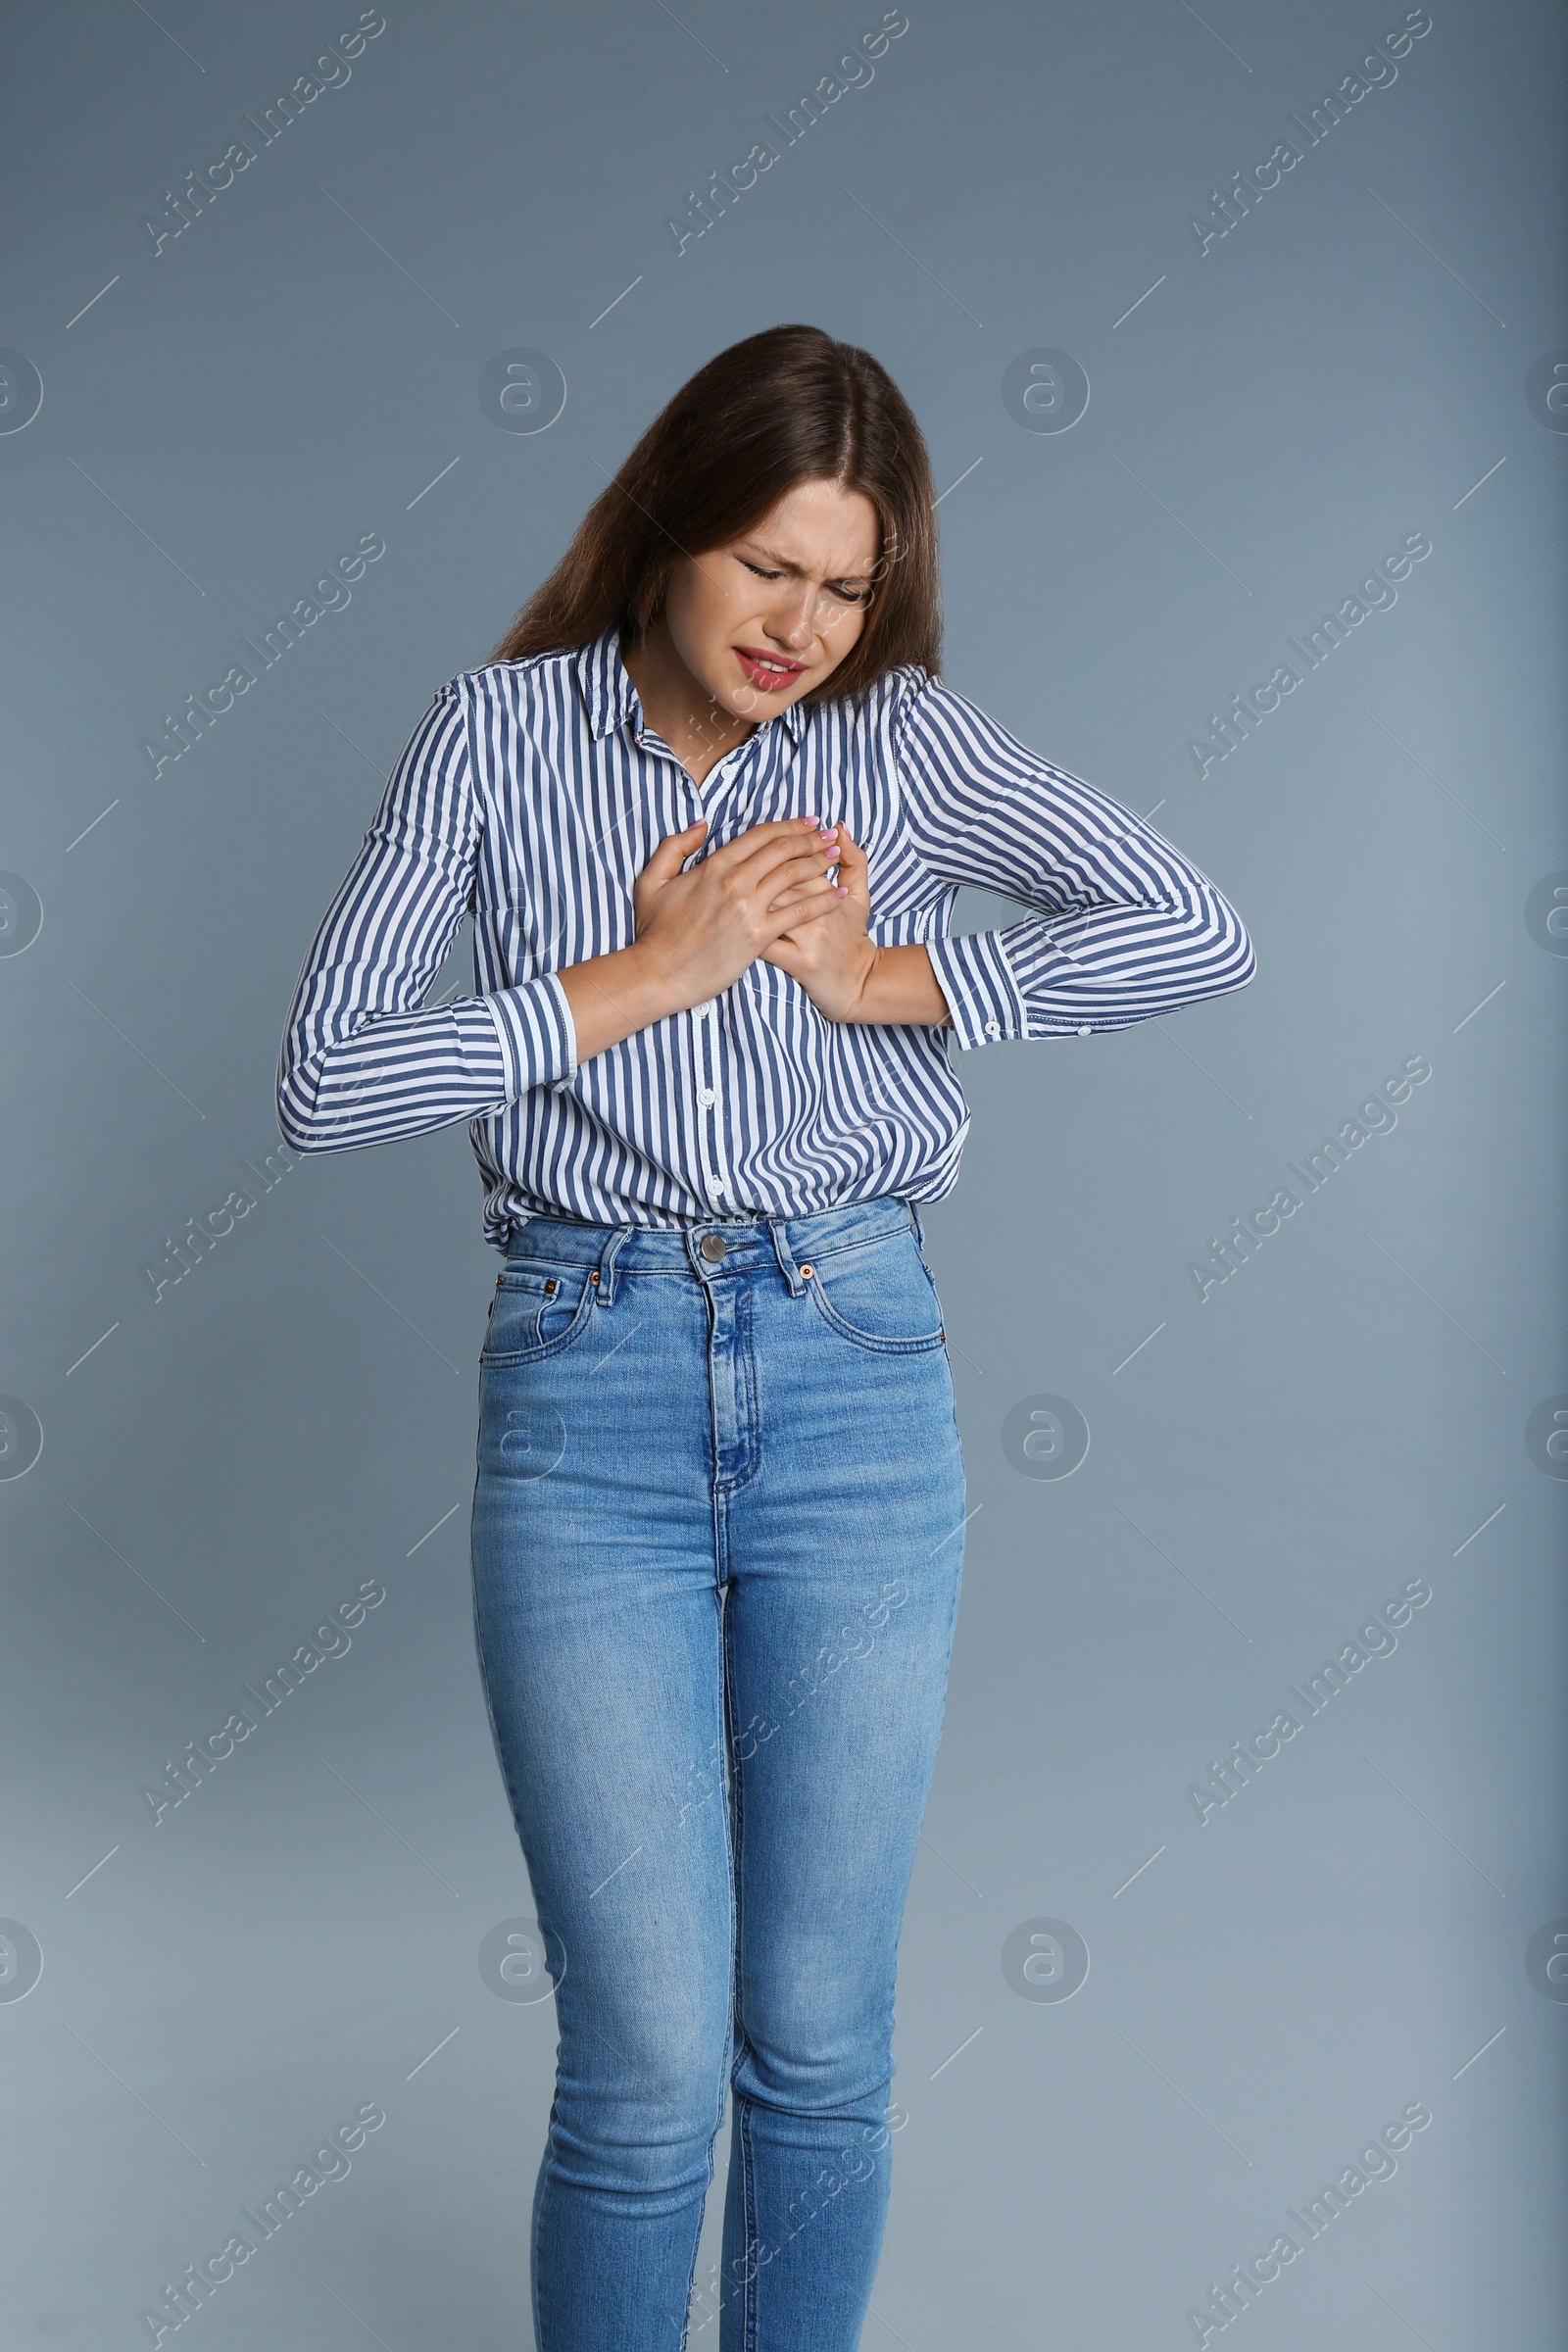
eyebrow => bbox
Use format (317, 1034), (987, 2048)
(742, 537), (875, 582)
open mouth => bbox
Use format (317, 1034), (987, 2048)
(734, 646), (806, 693)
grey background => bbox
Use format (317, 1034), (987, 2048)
(2, 1), (1564, 2343)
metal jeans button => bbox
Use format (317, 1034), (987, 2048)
(699, 1233), (728, 1262)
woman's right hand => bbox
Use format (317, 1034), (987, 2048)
(555, 815), (843, 1064)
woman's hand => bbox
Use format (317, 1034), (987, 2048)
(763, 826), (953, 1027)
(760, 824), (877, 1019)
(557, 815), (840, 1062)
(632, 814), (842, 1001)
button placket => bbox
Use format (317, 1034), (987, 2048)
(692, 986), (730, 1205)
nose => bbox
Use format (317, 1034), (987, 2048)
(764, 582), (817, 651)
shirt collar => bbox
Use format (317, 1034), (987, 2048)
(575, 627), (809, 748)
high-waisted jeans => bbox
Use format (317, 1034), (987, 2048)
(468, 1197), (967, 2351)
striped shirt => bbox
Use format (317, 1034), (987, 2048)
(276, 629), (1254, 1246)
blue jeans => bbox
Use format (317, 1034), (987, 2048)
(469, 1197), (967, 2351)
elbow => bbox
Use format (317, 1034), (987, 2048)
(276, 1103), (323, 1157)
(1197, 884), (1256, 997)
(275, 1065), (333, 1156)
(1228, 914), (1257, 993)
(1161, 891), (1255, 1007)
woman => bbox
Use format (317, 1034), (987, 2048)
(276, 323), (1254, 2350)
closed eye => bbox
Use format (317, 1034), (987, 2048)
(737, 557), (871, 606)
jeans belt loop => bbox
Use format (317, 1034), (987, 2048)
(908, 1200), (925, 1250)
(765, 1214), (807, 1298)
(594, 1226), (631, 1306)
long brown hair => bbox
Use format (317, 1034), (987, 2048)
(489, 324), (941, 702)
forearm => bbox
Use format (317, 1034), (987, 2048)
(899, 674), (1255, 1038)
(845, 943), (951, 1027)
(557, 943), (692, 1062)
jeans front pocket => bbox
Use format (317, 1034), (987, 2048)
(803, 1229), (947, 1355)
(482, 1262), (598, 1366)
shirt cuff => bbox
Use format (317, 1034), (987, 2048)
(484, 972), (578, 1098)
(924, 927), (1030, 1051)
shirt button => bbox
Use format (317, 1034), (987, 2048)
(697, 1087), (717, 1106)
(984, 1020), (1002, 1039)
(1077, 1025), (1092, 1036)
(692, 1001), (715, 1022)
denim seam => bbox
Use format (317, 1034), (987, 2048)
(704, 1285), (763, 1500)
(531, 2091), (561, 2352)
(719, 1557), (760, 2352)
(467, 1496), (527, 1866)
(719, 1282), (762, 1497)
(469, 1458), (559, 2351)
(671, 1581), (733, 2351)
(739, 2070), (760, 2352)
(718, 1579), (749, 2350)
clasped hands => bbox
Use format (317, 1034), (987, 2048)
(637, 812), (882, 1023)
(556, 814), (949, 1065)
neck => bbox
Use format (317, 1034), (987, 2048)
(620, 616), (756, 784)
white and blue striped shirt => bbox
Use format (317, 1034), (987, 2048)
(276, 630), (1254, 1245)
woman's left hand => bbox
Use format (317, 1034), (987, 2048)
(764, 823), (955, 1026)
(760, 825), (880, 1020)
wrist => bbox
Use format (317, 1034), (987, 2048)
(559, 939), (684, 1062)
(621, 935), (695, 1021)
(615, 935), (664, 1004)
(842, 939), (885, 1023)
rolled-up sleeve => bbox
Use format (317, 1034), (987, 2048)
(275, 680), (576, 1153)
(896, 674), (1255, 1046)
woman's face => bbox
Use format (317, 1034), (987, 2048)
(662, 476), (882, 721)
